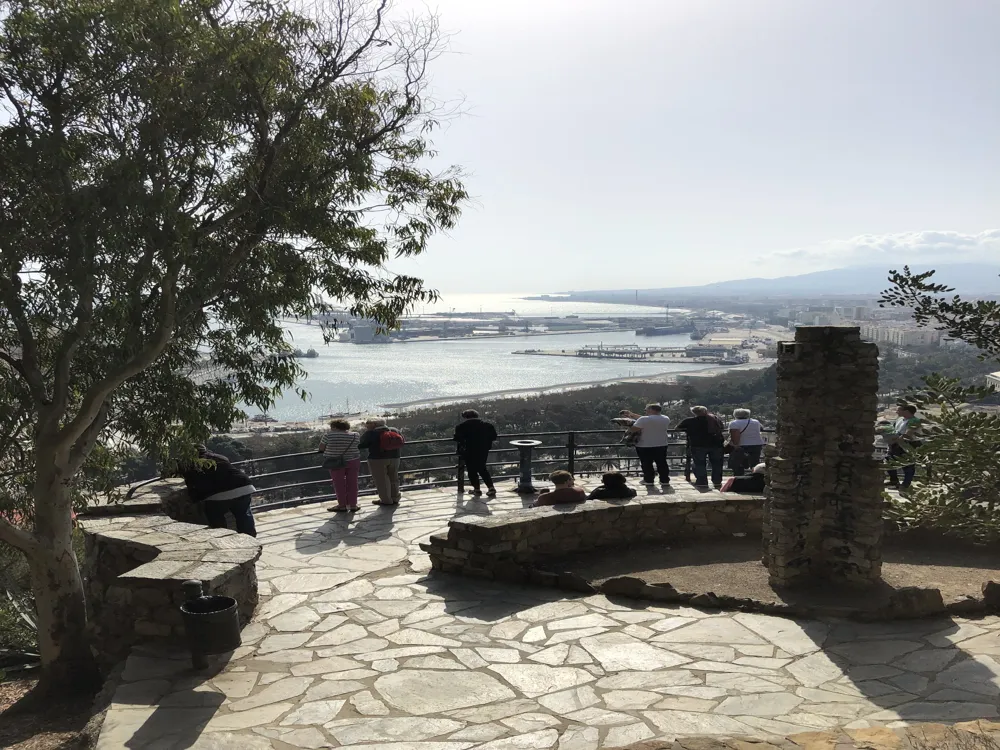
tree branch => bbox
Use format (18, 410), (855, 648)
(0, 512), (39, 555)
(0, 274), (47, 404)
(56, 270), (178, 452)
(67, 400), (109, 475)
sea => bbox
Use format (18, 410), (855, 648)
(252, 293), (717, 422)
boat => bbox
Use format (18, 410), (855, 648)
(690, 331), (706, 341)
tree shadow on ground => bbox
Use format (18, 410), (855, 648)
(101, 648), (241, 750)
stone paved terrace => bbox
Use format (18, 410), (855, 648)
(97, 480), (1000, 749)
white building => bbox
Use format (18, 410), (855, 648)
(860, 324), (942, 348)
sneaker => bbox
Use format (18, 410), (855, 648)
(471, 490), (483, 497)
(486, 488), (497, 497)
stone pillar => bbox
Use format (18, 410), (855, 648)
(764, 326), (883, 586)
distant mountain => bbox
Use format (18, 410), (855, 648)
(570, 263), (1000, 299)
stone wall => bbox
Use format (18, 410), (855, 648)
(764, 326), (883, 586)
(80, 514), (261, 667)
(159, 482), (211, 526)
(421, 496), (764, 581)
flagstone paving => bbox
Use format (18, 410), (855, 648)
(97, 483), (1000, 749)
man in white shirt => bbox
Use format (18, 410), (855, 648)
(625, 403), (672, 485)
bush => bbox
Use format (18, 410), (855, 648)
(0, 541), (36, 654)
(884, 375), (1000, 542)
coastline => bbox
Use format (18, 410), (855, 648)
(223, 359), (774, 436)
(381, 360), (774, 412)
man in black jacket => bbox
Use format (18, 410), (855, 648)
(181, 445), (257, 536)
(453, 409), (498, 497)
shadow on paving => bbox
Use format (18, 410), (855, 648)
(291, 503), (399, 554)
(548, 536), (1000, 618)
(416, 570), (597, 623)
(103, 650), (238, 750)
(121, 693), (224, 750)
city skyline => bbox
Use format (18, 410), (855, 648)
(386, 0), (1000, 293)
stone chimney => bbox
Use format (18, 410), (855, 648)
(764, 326), (883, 586)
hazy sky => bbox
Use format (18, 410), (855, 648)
(387, 0), (1000, 293)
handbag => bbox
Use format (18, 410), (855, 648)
(322, 434), (356, 470)
(724, 421), (749, 455)
(621, 430), (641, 447)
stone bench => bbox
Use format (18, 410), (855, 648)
(79, 514), (261, 667)
(420, 494), (764, 582)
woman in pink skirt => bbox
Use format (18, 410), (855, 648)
(317, 418), (361, 512)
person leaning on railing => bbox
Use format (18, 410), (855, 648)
(180, 445), (257, 536)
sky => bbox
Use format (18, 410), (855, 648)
(384, 0), (1000, 293)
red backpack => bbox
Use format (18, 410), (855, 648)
(379, 429), (405, 451)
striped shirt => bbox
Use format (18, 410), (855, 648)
(319, 430), (361, 462)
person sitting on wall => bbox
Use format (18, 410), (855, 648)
(533, 470), (587, 507)
(587, 471), (637, 501)
(720, 462), (766, 494)
(181, 445), (257, 536)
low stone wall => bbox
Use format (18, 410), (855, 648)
(80, 514), (261, 667)
(157, 480), (211, 525)
(420, 496), (764, 581)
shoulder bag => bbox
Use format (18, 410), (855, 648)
(322, 434), (357, 470)
(725, 422), (750, 472)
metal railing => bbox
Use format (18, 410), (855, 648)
(123, 427), (779, 508)
(227, 428), (776, 512)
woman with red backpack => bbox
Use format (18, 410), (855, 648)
(360, 418), (405, 506)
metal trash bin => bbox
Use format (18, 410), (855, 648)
(180, 579), (242, 669)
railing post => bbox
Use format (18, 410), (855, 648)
(457, 455), (465, 494)
(510, 439), (542, 494)
(684, 437), (692, 482)
(567, 432), (575, 476)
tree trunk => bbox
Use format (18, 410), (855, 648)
(28, 462), (101, 696)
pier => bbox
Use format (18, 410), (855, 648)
(513, 343), (750, 365)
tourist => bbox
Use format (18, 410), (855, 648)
(533, 470), (586, 506)
(453, 409), (499, 497)
(622, 404), (672, 485)
(359, 418), (405, 506)
(721, 462), (766, 493)
(587, 471), (637, 500)
(181, 445), (257, 536)
(317, 418), (361, 512)
(728, 408), (765, 476)
(884, 404), (922, 489)
(677, 405), (726, 488)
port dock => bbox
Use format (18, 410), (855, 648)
(512, 343), (750, 365)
